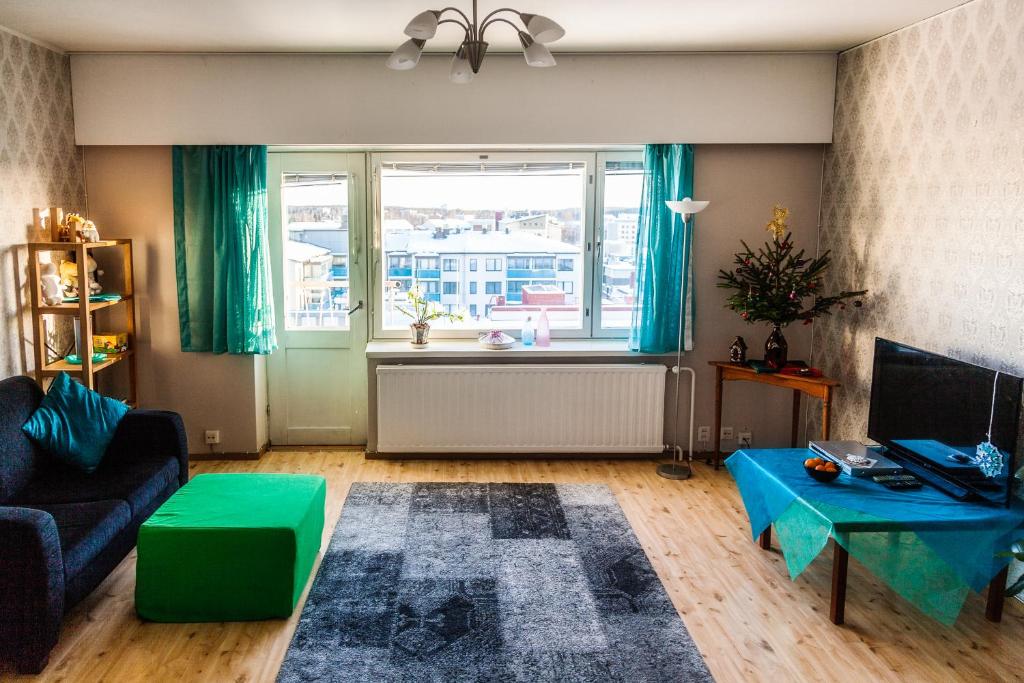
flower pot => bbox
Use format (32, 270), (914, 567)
(410, 322), (430, 347)
(764, 324), (788, 368)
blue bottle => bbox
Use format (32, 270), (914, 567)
(522, 316), (535, 346)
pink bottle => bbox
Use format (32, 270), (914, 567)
(536, 308), (551, 347)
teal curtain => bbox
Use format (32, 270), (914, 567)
(173, 146), (277, 354)
(629, 144), (695, 354)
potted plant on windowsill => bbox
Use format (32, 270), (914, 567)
(397, 286), (463, 347)
(717, 205), (867, 368)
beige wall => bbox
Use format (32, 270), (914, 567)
(0, 28), (85, 377)
(810, 0), (1024, 440)
(83, 146), (265, 455)
(84, 144), (825, 454)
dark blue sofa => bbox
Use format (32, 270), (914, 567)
(0, 375), (188, 673)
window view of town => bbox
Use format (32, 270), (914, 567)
(279, 158), (644, 334)
(380, 159), (643, 331)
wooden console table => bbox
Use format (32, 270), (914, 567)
(709, 361), (839, 469)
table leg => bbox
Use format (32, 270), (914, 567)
(830, 542), (848, 625)
(759, 527), (772, 550)
(712, 366), (723, 469)
(821, 388), (833, 441)
(791, 389), (801, 448)
(986, 566), (1009, 623)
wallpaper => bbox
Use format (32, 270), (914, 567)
(0, 28), (86, 377)
(810, 0), (1024, 441)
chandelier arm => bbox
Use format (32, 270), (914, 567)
(480, 7), (522, 26)
(480, 16), (523, 40)
(437, 17), (471, 37)
(438, 6), (472, 26)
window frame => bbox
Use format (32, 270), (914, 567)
(592, 150), (644, 338)
(370, 150), (637, 340)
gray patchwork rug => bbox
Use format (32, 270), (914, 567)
(277, 483), (713, 682)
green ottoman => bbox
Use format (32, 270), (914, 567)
(135, 473), (326, 622)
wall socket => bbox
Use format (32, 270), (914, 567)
(738, 431), (753, 448)
(696, 426), (712, 442)
(204, 430), (221, 445)
(720, 426), (734, 441)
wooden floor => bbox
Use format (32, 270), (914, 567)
(7, 450), (1024, 683)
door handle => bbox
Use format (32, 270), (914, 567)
(347, 300), (364, 315)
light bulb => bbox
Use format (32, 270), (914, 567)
(385, 38), (425, 71)
(450, 48), (474, 84)
(520, 13), (566, 43)
(404, 10), (439, 39)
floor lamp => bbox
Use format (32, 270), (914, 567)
(657, 198), (710, 480)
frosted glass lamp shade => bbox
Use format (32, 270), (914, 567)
(404, 10), (440, 39)
(450, 50), (474, 84)
(386, 38), (426, 70)
(665, 198), (710, 218)
(520, 13), (566, 43)
(519, 33), (556, 68)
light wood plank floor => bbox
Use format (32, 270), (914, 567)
(6, 450), (1024, 682)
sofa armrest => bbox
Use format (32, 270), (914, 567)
(0, 506), (64, 672)
(107, 410), (190, 487)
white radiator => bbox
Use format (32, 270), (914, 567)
(376, 364), (666, 454)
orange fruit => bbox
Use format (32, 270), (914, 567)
(804, 458), (818, 468)
(815, 464), (828, 471)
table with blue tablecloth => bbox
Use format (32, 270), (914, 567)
(726, 449), (1024, 625)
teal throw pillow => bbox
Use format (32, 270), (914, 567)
(22, 371), (131, 473)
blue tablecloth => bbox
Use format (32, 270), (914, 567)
(726, 449), (1024, 624)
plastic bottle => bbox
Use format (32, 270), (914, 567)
(521, 316), (535, 346)
(536, 309), (551, 347)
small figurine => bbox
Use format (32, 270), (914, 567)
(729, 335), (748, 364)
(39, 262), (63, 305)
(63, 213), (100, 242)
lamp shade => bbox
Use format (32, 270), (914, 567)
(404, 10), (439, 39)
(519, 33), (556, 68)
(665, 198), (710, 218)
(520, 13), (566, 43)
(386, 38), (425, 70)
(449, 49), (474, 84)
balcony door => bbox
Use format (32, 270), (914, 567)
(267, 152), (368, 445)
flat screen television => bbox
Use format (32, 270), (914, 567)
(868, 338), (1023, 507)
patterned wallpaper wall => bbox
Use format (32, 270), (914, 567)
(0, 28), (86, 377)
(810, 0), (1024, 440)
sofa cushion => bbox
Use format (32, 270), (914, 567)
(0, 376), (45, 504)
(22, 371), (130, 474)
(28, 500), (132, 580)
(14, 454), (179, 518)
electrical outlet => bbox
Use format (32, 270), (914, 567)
(720, 426), (734, 441)
(697, 426), (712, 442)
(204, 430), (221, 445)
(738, 431), (753, 448)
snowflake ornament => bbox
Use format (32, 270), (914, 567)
(973, 441), (1003, 478)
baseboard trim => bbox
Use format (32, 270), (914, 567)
(365, 451), (662, 461)
(190, 442), (270, 461)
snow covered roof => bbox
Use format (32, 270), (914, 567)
(384, 229), (579, 255)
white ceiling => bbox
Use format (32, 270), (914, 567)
(0, 0), (970, 53)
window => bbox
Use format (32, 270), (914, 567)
(375, 152), (638, 338)
(280, 173), (350, 330)
(599, 158), (644, 330)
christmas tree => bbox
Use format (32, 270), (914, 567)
(717, 206), (866, 327)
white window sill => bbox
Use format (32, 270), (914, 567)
(365, 339), (668, 359)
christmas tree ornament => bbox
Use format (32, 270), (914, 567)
(973, 372), (1005, 478)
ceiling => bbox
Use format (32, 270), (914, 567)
(0, 0), (970, 53)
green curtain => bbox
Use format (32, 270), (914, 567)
(172, 146), (277, 354)
(629, 144), (695, 354)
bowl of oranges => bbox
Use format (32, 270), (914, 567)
(804, 456), (841, 482)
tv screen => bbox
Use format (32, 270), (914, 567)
(868, 338), (1023, 506)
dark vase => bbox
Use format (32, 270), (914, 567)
(764, 325), (788, 368)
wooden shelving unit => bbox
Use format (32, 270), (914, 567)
(27, 237), (138, 406)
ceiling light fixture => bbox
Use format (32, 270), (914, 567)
(386, 1), (565, 84)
